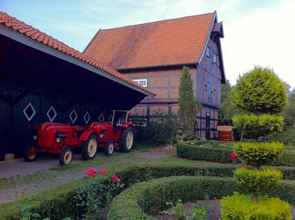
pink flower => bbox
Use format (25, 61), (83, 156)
(98, 167), (108, 176)
(229, 151), (238, 161)
(86, 167), (97, 177)
(111, 175), (121, 183)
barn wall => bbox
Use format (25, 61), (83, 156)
(124, 67), (196, 116)
(195, 36), (223, 138)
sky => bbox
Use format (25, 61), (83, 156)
(1, 0), (295, 87)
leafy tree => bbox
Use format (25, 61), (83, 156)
(284, 89), (295, 127)
(232, 67), (287, 139)
(231, 67), (288, 114)
(178, 66), (197, 137)
(219, 80), (239, 123)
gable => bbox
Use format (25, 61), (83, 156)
(84, 12), (216, 70)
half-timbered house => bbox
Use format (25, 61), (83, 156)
(84, 12), (226, 138)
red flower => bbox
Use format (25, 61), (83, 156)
(111, 175), (121, 183)
(229, 151), (238, 161)
(86, 167), (97, 177)
(98, 167), (108, 176)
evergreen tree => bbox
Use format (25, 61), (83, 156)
(178, 66), (197, 137)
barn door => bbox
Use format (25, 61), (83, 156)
(0, 99), (11, 160)
(205, 112), (211, 139)
(13, 94), (41, 156)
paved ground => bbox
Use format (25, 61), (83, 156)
(0, 147), (171, 205)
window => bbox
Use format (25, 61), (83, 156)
(132, 78), (148, 88)
(206, 47), (210, 57)
(213, 54), (217, 64)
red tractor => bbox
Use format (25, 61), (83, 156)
(24, 110), (134, 165)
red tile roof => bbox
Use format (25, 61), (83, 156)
(84, 12), (216, 69)
(0, 11), (152, 95)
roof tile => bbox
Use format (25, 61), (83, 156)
(84, 13), (215, 69)
(0, 11), (151, 95)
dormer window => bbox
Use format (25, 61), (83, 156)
(206, 47), (210, 57)
(132, 78), (148, 88)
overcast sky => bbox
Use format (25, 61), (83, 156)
(1, 0), (294, 87)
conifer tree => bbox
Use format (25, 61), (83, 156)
(178, 66), (197, 137)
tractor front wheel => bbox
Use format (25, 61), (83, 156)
(24, 146), (38, 162)
(81, 135), (98, 160)
(59, 147), (73, 166)
(120, 128), (134, 152)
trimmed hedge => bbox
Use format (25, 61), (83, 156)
(176, 142), (233, 163)
(0, 165), (235, 220)
(176, 142), (295, 167)
(2, 164), (295, 219)
(108, 176), (295, 220)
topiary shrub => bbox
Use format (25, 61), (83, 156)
(234, 167), (283, 195)
(221, 193), (292, 220)
(235, 142), (284, 167)
(231, 67), (288, 114)
(232, 114), (284, 139)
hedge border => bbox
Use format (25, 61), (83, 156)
(176, 142), (295, 167)
(2, 164), (295, 219)
(108, 176), (295, 220)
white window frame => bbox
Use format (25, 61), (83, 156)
(213, 54), (217, 64)
(206, 47), (211, 57)
(132, 78), (148, 88)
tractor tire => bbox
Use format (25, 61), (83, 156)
(120, 128), (134, 152)
(24, 145), (38, 162)
(81, 135), (98, 160)
(105, 142), (114, 156)
(59, 147), (73, 166)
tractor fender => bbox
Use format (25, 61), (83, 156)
(79, 129), (96, 142)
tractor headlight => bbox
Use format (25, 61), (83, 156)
(33, 135), (37, 140)
(99, 133), (104, 138)
(56, 137), (62, 143)
(56, 133), (65, 143)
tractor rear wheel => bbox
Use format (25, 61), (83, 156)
(81, 135), (98, 160)
(59, 147), (73, 166)
(120, 128), (134, 152)
(24, 146), (38, 162)
(105, 142), (114, 156)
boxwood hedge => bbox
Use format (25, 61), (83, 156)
(176, 142), (295, 167)
(108, 176), (295, 220)
(2, 164), (295, 219)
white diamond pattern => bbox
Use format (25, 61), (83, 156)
(84, 112), (91, 124)
(69, 110), (78, 124)
(23, 102), (36, 122)
(47, 106), (57, 122)
(98, 113), (105, 121)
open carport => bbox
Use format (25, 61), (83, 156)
(0, 12), (152, 159)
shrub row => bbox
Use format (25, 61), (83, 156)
(176, 142), (233, 163)
(0, 165), (235, 220)
(2, 164), (295, 219)
(108, 176), (295, 220)
(176, 142), (295, 167)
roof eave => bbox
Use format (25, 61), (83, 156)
(0, 24), (153, 97)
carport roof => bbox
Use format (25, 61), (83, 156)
(0, 11), (153, 96)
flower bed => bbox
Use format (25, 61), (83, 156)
(108, 176), (295, 220)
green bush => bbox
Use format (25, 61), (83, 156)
(135, 114), (177, 145)
(221, 193), (292, 220)
(176, 142), (233, 163)
(235, 142), (284, 167)
(231, 67), (288, 114)
(232, 114), (284, 139)
(269, 128), (295, 146)
(234, 167), (283, 195)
